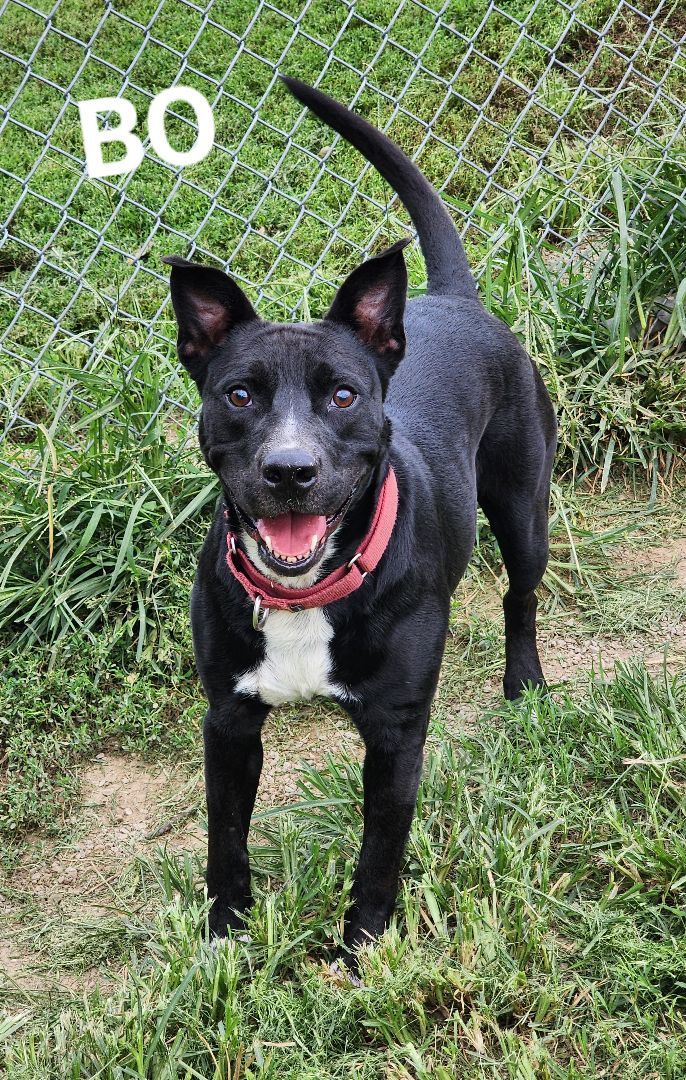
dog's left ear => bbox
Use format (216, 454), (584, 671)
(325, 238), (410, 375)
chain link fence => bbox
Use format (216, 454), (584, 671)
(1, 0), (684, 472)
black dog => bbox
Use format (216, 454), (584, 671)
(164, 77), (556, 970)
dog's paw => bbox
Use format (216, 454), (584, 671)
(503, 671), (547, 702)
(208, 899), (249, 939)
(328, 959), (364, 988)
(210, 930), (251, 955)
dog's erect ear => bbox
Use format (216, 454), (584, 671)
(325, 238), (410, 370)
(163, 256), (257, 382)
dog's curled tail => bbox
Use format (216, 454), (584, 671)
(280, 76), (479, 302)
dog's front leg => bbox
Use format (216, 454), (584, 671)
(343, 721), (427, 955)
(203, 696), (269, 937)
(338, 600), (448, 970)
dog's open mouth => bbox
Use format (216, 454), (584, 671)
(256, 512), (327, 568)
(235, 486), (357, 576)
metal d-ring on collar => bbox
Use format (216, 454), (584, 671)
(251, 553), (366, 632)
(252, 594), (270, 631)
(227, 535), (269, 630)
(347, 552), (368, 580)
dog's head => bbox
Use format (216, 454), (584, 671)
(164, 239), (408, 577)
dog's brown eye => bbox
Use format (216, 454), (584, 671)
(330, 387), (357, 410)
(227, 387), (252, 408)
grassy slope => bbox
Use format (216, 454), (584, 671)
(1, 0), (685, 464)
(1, 0), (686, 1075)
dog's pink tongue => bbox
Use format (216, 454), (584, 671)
(257, 512), (326, 558)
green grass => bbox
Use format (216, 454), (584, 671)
(2, 155), (685, 655)
(0, 635), (201, 844)
(3, 666), (686, 1077)
(474, 155), (686, 478)
(2, 0), (685, 466)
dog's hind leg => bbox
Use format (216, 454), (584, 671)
(476, 394), (556, 700)
(479, 488), (549, 700)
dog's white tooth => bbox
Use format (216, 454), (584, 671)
(264, 535), (273, 552)
(287, 555), (297, 563)
(310, 534), (318, 552)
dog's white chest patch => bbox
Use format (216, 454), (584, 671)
(233, 534), (350, 707)
(235, 606), (345, 707)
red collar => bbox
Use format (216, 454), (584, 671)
(225, 467), (398, 626)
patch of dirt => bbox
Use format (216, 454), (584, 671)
(0, 938), (26, 978)
(0, 732), (367, 995)
(540, 623), (686, 685)
(638, 538), (686, 587)
(0, 932), (117, 996)
(0, 755), (204, 995)
(79, 753), (205, 861)
(259, 712), (363, 806)
(11, 756), (204, 906)
(539, 535), (686, 685)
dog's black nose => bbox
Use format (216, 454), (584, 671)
(262, 448), (318, 492)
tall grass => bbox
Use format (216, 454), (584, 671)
(0, 325), (215, 656)
(472, 151), (686, 483)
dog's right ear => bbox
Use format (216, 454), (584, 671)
(163, 256), (257, 384)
